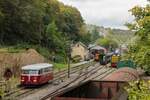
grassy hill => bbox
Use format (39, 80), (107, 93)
(86, 24), (135, 44)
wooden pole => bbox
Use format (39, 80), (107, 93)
(68, 56), (70, 78)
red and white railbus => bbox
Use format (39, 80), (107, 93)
(21, 63), (53, 86)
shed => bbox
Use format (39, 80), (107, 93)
(103, 67), (139, 81)
(71, 42), (89, 61)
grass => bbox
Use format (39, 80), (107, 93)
(0, 44), (51, 58)
(0, 47), (25, 53)
(53, 63), (68, 71)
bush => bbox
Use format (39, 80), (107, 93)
(72, 55), (82, 63)
(54, 55), (65, 63)
(125, 80), (150, 100)
(35, 46), (51, 59)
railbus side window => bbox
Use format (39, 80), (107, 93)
(38, 69), (42, 74)
(48, 67), (52, 72)
(44, 68), (49, 73)
(22, 70), (29, 74)
(43, 67), (52, 73)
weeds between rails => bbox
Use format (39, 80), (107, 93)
(4, 62), (95, 100)
(40, 64), (115, 100)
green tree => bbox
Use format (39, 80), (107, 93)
(57, 4), (84, 41)
(95, 30), (118, 50)
(125, 80), (150, 100)
(91, 27), (100, 42)
(0, 0), (46, 44)
(0, 0), (90, 63)
(126, 1), (150, 72)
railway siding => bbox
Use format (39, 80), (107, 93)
(19, 63), (100, 100)
(4, 61), (115, 100)
(22, 63), (115, 100)
(43, 67), (116, 100)
(3, 60), (94, 99)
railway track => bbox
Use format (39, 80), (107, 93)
(40, 65), (116, 100)
(18, 63), (100, 100)
(3, 61), (95, 100)
(53, 61), (95, 81)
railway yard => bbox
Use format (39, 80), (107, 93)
(2, 61), (118, 100)
(0, 50), (145, 100)
(1, 0), (150, 99)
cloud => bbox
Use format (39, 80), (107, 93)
(59, 0), (148, 29)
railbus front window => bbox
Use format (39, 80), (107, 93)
(22, 70), (39, 75)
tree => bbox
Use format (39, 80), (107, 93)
(0, 8), (4, 44)
(125, 1), (150, 73)
(0, 0), (90, 63)
(56, 4), (84, 41)
(91, 27), (100, 42)
(0, 0), (46, 44)
(125, 80), (150, 100)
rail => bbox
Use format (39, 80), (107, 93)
(40, 65), (116, 100)
(3, 60), (95, 100)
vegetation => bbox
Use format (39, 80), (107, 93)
(124, 1), (150, 98)
(125, 1), (150, 73)
(95, 31), (118, 50)
(88, 24), (133, 51)
(0, 0), (92, 63)
(72, 55), (82, 63)
(53, 63), (67, 71)
(125, 80), (150, 100)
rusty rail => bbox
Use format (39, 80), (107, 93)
(4, 61), (95, 99)
(40, 64), (115, 100)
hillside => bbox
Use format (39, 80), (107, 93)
(0, 49), (46, 79)
(86, 24), (134, 44)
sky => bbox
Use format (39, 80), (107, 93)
(58, 0), (148, 29)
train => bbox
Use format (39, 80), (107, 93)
(93, 50), (120, 67)
(21, 63), (53, 86)
(111, 54), (120, 68)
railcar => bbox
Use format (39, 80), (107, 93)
(21, 63), (53, 86)
(94, 52), (100, 61)
(104, 52), (114, 64)
(111, 54), (120, 68)
(94, 49), (106, 62)
(99, 52), (113, 65)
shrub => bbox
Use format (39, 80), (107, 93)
(125, 80), (150, 100)
(72, 55), (82, 63)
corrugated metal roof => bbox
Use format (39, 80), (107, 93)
(91, 46), (106, 50)
(103, 67), (139, 81)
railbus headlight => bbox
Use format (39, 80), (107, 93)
(33, 77), (37, 82)
(21, 77), (25, 82)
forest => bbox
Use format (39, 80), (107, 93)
(0, 0), (92, 61)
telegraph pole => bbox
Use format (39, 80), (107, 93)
(67, 42), (72, 78)
(67, 55), (71, 78)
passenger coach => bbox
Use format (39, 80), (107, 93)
(21, 63), (53, 86)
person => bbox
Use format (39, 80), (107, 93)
(3, 68), (12, 81)
(3, 68), (13, 93)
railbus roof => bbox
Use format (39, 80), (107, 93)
(21, 63), (53, 70)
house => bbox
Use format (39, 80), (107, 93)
(71, 42), (89, 61)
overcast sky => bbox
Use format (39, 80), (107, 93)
(58, 0), (148, 29)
